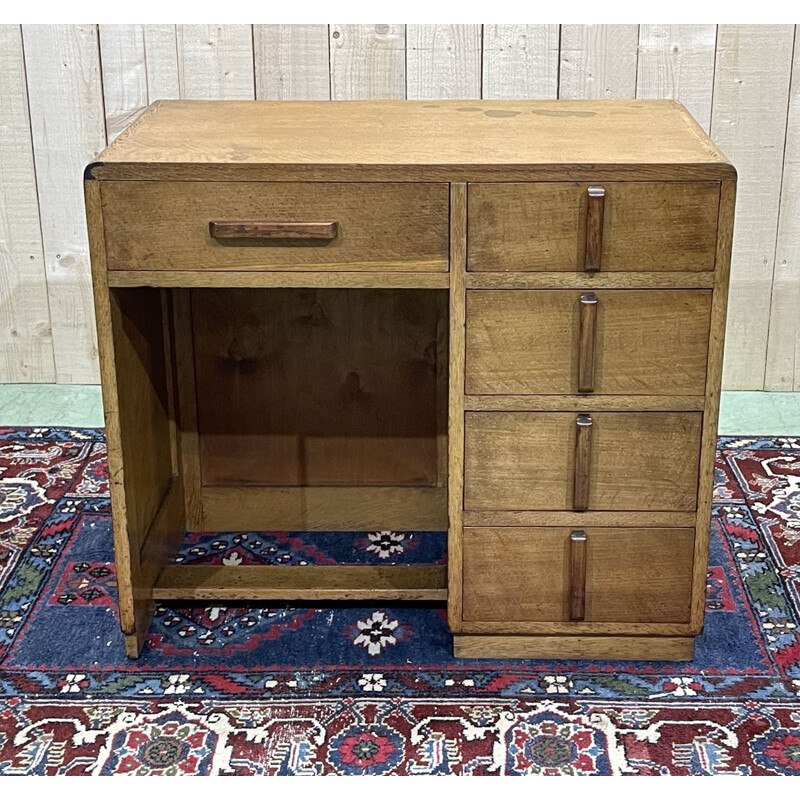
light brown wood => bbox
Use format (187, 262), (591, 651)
(91, 100), (734, 181)
(462, 527), (694, 624)
(465, 411), (702, 512)
(108, 270), (451, 289)
(201, 486), (446, 531)
(172, 289), (203, 531)
(569, 530), (587, 621)
(584, 186), (605, 271)
(465, 290), (712, 396)
(447, 183), (467, 633)
(466, 272), (716, 289)
(692, 177), (737, 632)
(208, 220), (338, 240)
(86, 100), (734, 660)
(453, 635), (695, 661)
(463, 510), (697, 527)
(153, 564), (446, 601)
(468, 181), (720, 272)
(101, 181), (449, 272)
(190, 288), (443, 488)
(573, 414), (593, 511)
(89, 177), (182, 658)
(464, 395), (706, 412)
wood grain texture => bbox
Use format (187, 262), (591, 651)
(107, 271), (450, 290)
(482, 25), (559, 99)
(464, 396), (705, 412)
(766, 27), (800, 391)
(465, 290), (712, 396)
(636, 25), (717, 132)
(568, 530), (587, 621)
(142, 25), (180, 101)
(154, 565), (446, 601)
(208, 220), (338, 240)
(453, 635), (695, 661)
(99, 25), (148, 141)
(463, 511), (697, 528)
(407, 25), (481, 100)
(254, 25), (330, 100)
(171, 289), (203, 531)
(190, 288), (443, 488)
(577, 292), (597, 392)
(465, 272), (716, 289)
(559, 25), (639, 100)
(572, 415), (593, 511)
(464, 411), (703, 512)
(176, 25), (254, 99)
(101, 181), (449, 272)
(447, 183), (467, 633)
(711, 25), (794, 389)
(92, 100), (733, 178)
(0, 25), (54, 383)
(201, 486), (446, 531)
(467, 181), (720, 272)
(23, 24), (106, 384)
(88, 177), (177, 656)
(330, 25), (405, 100)
(462, 527), (694, 624)
(691, 178), (736, 632)
(583, 186), (605, 271)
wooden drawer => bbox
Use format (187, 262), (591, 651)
(467, 182), (719, 271)
(464, 411), (702, 511)
(101, 182), (450, 272)
(466, 289), (711, 395)
(462, 527), (694, 623)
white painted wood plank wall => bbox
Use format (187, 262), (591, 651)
(1, 24), (798, 390)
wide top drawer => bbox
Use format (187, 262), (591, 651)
(468, 181), (720, 272)
(101, 182), (450, 272)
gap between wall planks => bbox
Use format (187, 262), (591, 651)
(0, 24), (798, 389)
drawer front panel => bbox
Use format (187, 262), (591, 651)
(466, 289), (711, 396)
(462, 527), (694, 623)
(468, 181), (719, 272)
(102, 181), (450, 271)
(464, 411), (702, 511)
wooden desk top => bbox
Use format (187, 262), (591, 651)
(88, 99), (734, 182)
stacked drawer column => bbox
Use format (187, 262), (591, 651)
(448, 178), (736, 661)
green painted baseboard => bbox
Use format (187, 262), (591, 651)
(0, 384), (798, 435)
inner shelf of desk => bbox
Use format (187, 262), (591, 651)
(108, 286), (449, 604)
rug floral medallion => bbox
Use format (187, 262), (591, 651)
(0, 427), (799, 775)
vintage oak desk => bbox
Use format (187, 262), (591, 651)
(85, 100), (735, 659)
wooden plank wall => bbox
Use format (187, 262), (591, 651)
(1, 24), (798, 390)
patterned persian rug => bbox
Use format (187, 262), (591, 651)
(0, 427), (799, 775)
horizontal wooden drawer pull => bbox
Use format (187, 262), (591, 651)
(209, 220), (338, 240)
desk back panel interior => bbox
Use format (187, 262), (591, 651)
(109, 285), (449, 535)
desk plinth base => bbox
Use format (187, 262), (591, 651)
(453, 634), (696, 661)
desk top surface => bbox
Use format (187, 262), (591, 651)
(89, 100), (733, 181)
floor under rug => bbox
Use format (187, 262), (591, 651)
(0, 427), (799, 774)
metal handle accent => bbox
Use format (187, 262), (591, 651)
(578, 292), (598, 393)
(209, 221), (338, 240)
(584, 186), (605, 272)
(573, 414), (593, 511)
(569, 530), (587, 621)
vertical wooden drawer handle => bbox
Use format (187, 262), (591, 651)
(573, 414), (593, 511)
(578, 292), (598, 393)
(569, 530), (587, 621)
(584, 186), (605, 272)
